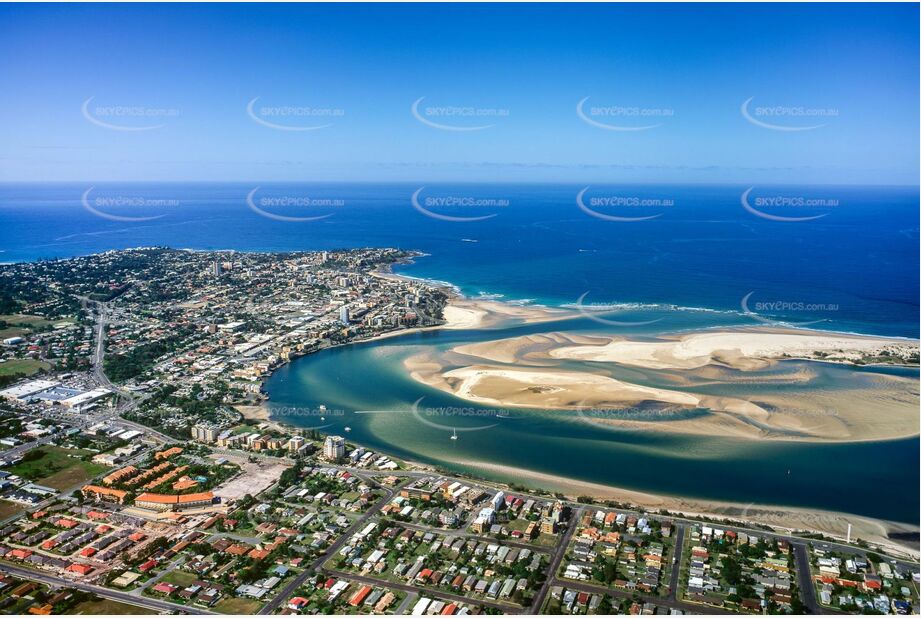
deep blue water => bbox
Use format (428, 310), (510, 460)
(1, 182), (918, 338)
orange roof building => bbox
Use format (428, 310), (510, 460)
(126, 462), (171, 487)
(134, 491), (214, 512)
(82, 485), (128, 504)
(142, 465), (188, 490)
(103, 465), (139, 486)
(154, 447), (183, 461)
(348, 585), (372, 607)
(172, 478), (198, 491)
(67, 564), (93, 576)
(28, 604), (53, 615)
(226, 543), (250, 556)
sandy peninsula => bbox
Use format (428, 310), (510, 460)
(549, 327), (919, 370)
(405, 327), (920, 442)
(442, 298), (578, 330)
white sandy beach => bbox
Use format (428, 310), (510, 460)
(442, 298), (577, 330)
(550, 328), (919, 370)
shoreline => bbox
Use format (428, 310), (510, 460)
(444, 458), (920, 559)
(254, 261), (918, 553)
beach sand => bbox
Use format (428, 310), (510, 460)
(549, 327), (919, 369)
(442, 298), (578, 330)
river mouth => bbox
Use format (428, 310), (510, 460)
(263, 313), (920, 526)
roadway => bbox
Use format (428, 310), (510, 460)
(528, 506), (581, 613)
(793, 541), (824, 614)
(665, 523), (686, 602)
(0, 561), (216, 615)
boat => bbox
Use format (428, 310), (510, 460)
(450, 428), (458, 440)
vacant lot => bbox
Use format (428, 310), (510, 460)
(210, 454), (290, 500)
(160, 570), (199, 588)
(65, 597), (157, 615)
(214, 596), (262, 614)
(6, 445), (108, 490)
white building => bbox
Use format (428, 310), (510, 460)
(324, 435), (346, 461)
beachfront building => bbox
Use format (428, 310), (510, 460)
(324, 435), (346, 461)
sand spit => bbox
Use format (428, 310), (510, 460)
(442, 299), (577, 330)
(404, 327), (919, 442)
(549, 328), (919, 370)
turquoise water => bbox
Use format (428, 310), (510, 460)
(264, 316), (920, 524)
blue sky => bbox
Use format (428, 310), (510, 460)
(0, 3), (917, 184)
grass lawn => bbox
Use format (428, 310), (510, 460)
(0, 359), (50, 377)
(0, 314), (64, 339)
(65, 598), (157, 615)
(160, 570), (199, 587)
(213, 596), (263, 614)
(6, 445), (107, 490)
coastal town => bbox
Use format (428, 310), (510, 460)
(0, 248), (916, 615)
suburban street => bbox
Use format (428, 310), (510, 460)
(528, 506), (581, 613)
(256, 478), (411, 615)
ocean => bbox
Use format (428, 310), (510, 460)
(2, 182), (918, 522)
(2, 182), (917, 338)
